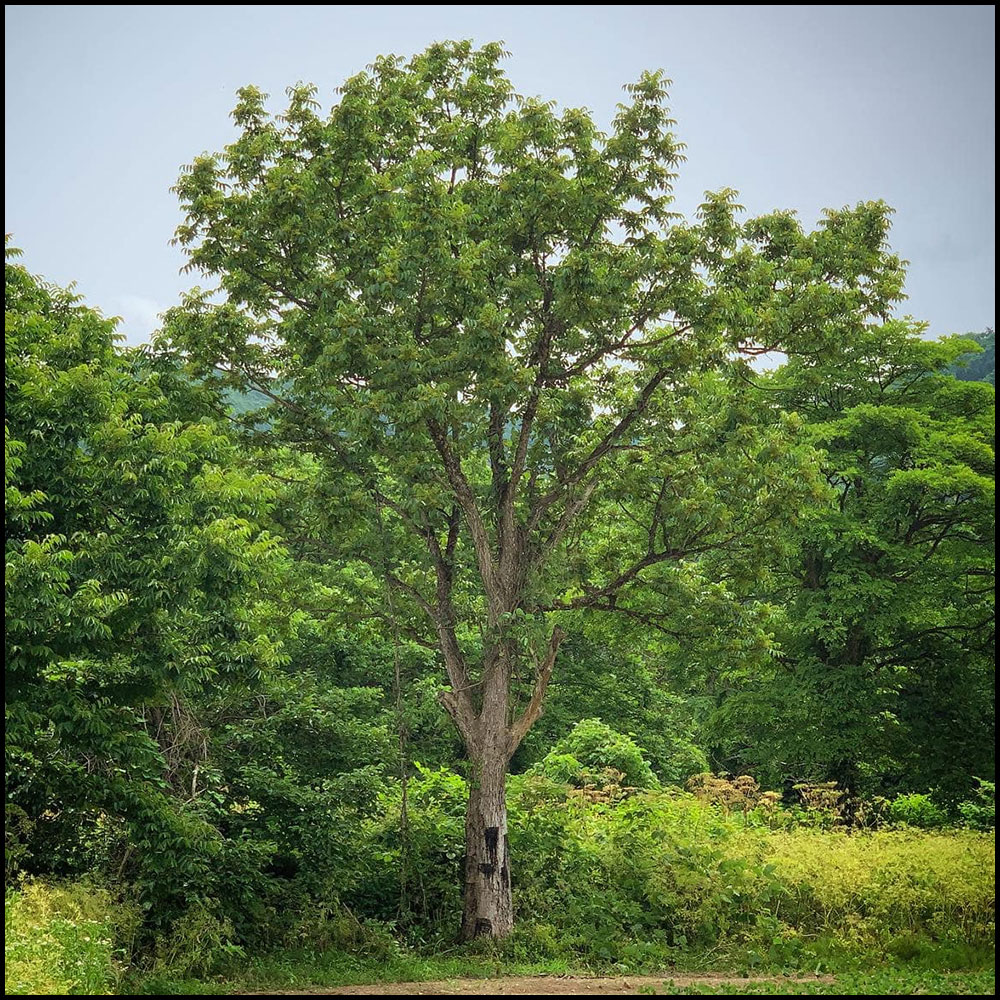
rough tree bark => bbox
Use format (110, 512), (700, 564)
(461, 747), (513, 939)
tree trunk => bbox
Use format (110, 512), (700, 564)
(460, 749), (512, 940)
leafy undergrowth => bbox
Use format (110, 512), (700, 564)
(4, 882), (136, 996)
(356, 772), (995, 971)
(10, 779), (995, 995)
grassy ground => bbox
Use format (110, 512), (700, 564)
(643, 971), (995, 994)
(132, 949), (995, 995)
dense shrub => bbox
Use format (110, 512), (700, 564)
(366, 768), (995, 964)
(958, 779), (995, 831)
(351, 764), (467, 937)
(8, 775), (995, 990)
(887, 792), (948, 829)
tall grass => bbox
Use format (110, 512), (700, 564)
(4, 882), (135, 995)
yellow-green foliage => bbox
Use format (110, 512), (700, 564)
(554, 785), (995, 958)
(766, 828), (995, 944)
(4, 882), (135, 995)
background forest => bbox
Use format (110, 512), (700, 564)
(5, 40), (995, 998)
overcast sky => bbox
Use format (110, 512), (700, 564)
(5, 5), (995, 343)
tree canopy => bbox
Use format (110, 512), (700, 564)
(710, 324), (995, 797)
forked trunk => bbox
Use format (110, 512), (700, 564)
(461, 750), (512, 940)
(449, 631), (563, 939)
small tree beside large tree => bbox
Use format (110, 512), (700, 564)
(164, 41), (912, 938)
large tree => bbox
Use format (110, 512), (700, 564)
(710, 326), (995, 799)
(164, 41), (910, 937)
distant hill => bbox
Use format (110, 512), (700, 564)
(224, 386), (272, 416)
(950, 329), (995, 385)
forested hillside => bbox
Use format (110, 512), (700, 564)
(951, 329), (995, 385)
(5, 41), (994, 998)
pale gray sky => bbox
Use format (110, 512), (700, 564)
(5, 5), (995, 343)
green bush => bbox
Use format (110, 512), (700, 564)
(13, 774), (990, 985)
(527, 719), (659, 790)
(347, 764), (466, 941)
(887, 792), (948, 829)
(958, 779), (995, 831)
(4, 881), (136, 995)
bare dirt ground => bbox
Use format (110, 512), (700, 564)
(245, 973), (834, 994)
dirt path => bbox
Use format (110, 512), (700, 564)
(245, 973), (834, 994)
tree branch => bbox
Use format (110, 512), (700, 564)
(426, 416), (501, 605)
(507, 626), (565, 754)
(528, 367), (670, 533)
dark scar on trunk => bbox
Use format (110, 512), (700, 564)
(484, 825), (500, 863)
(478, 862), (496, 875)
(475, 917), (493, 936)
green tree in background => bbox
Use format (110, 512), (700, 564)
(513, 627), (709, 785)
(164, 41), (920, 938)
(5, 247), (284, 889)
(711, 325), (995, 799)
